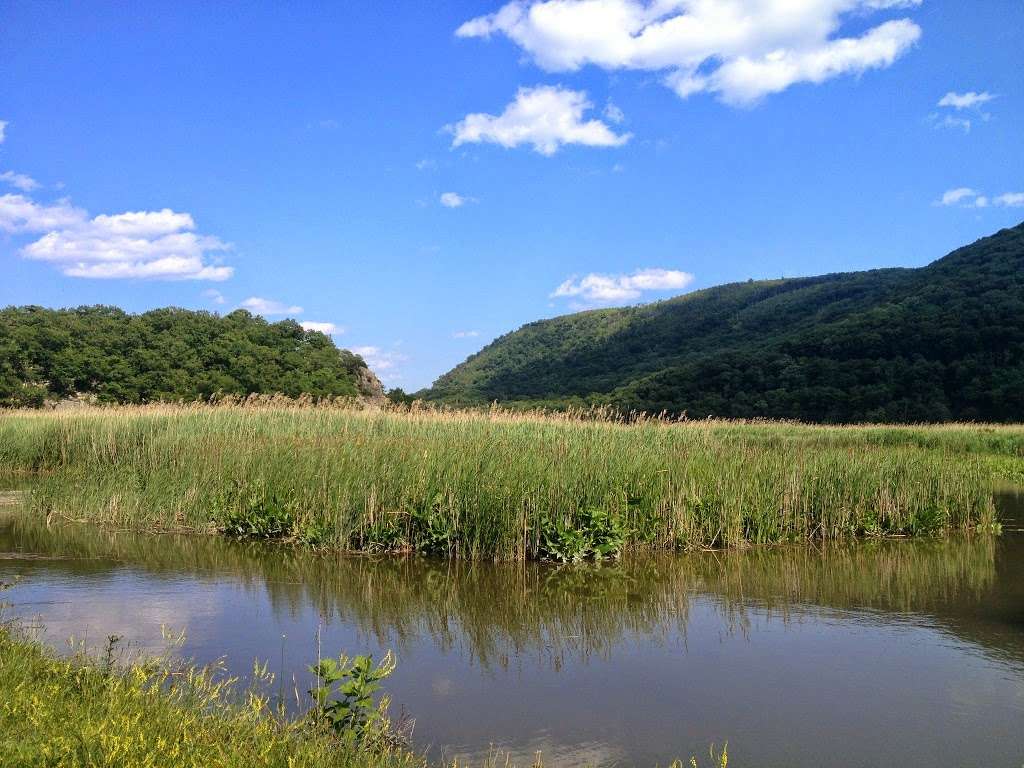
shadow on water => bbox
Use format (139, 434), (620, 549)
(0, 490), (1022, 767)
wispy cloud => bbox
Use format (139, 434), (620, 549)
(552, 268), (694, 304)
(452, 330), (480, 338)
(937, 91), (995, 110)
(0, 120), (6, 143)
(203, 288), (226, 305)
(930, 90), (996, 133)
(993, 192), (1024, 208)
(0, 170), (40, 192)
(301, 321), (344, 334)
(351, 345), (408, 383)
(240, 297), (303, 316)
(457, 1), (921, 105)
(440, 191), (475, 208)
(448, 85), (630, 156)
(415, 158), (437, 171)
(935, 187), (1023, 209)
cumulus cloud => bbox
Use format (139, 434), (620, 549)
(203, 288), (227, 305)
(449, 85), (631, 155)
(935, 187), (1023, 209)
(0, 170), (40, 192)
(2, 195), (232, 280)
(456, 0), (921, 105)
(452, 330), (480, 338)
(301, 321), (344, 334)
(937, 91), (995, 110)
(552, 267), (694, 303)
(440, 191), (475, 208)
(0, 193), (86, 232)
(240, 297), (303, 316)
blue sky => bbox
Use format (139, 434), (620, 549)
(1, 1), (1022, 390)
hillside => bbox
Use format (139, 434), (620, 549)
(0, 306), (382, 407)
(426, 222), (1024, 422)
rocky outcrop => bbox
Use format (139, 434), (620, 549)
(354, 364), (385, 401)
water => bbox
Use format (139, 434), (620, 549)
(1, 492), (1023, 766)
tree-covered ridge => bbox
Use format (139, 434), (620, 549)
(427, 222), (1024, 423)
(0, 305), (380, 407)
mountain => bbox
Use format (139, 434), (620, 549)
(426, 222), (1024, 423)
(0, 306), (382, 407)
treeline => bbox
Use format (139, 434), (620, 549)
(427, 222), (1024, 423)
(0, 305), (376, 407)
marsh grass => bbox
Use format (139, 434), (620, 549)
(0, 399), (1011, 559)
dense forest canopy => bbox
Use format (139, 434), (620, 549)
(0, 306), (380, 407)
(426, 222), (1024, 423)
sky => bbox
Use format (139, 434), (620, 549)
(1, 1), (1022, 390)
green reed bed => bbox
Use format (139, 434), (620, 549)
(0, 402), (1005, 559)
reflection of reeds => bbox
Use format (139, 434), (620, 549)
(4, 517), (1000, 669)
(0, 402), (1005, 559)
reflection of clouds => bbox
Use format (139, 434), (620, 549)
(3, 570), (227, 656)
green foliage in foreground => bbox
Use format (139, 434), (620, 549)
(1, 403), (1008, 559)
(0, 305), (377, 407)
(427, 222), (1024, 423)
(0, 626), (419, 768)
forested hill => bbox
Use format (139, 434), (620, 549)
(0, 306), (382, 407)
(426, 222), (1024, 423)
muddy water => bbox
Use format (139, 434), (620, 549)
(1, 492), (1022, 767)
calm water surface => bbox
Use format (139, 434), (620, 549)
(1, 492), (1022, 767)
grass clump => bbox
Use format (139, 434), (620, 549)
(0, 626), (418, 768)
(0, 400), (1008, 559)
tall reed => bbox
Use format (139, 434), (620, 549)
(0, 400), (1005, 559)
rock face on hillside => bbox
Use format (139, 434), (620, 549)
(426, 221), (1024, 423)
(353, 363), (385, 401)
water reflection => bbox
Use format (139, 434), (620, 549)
(1, 496), (1023, 767)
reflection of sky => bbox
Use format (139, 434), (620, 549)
(2, 547), (1024, 768)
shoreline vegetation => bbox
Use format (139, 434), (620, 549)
(1, 398), (1017, 560)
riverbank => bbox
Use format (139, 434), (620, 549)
(0, 401), (1016, 559)
(0, 621), (422, 768)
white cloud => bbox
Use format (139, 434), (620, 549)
(240, 297), (303, 316)
(301, 321), (344, 334)
(994, 192), (1024, 208)
(1, 188), (231, 281)
(19, 206), (231, 281)
(456, 1), (921, 105)
(928, 113), (972, 133)
(0, 193), (86, 232)
(937, 91), (995, 110)
(203, 288), (226, 305)
(452, 330), (480, 338)
(0, 170), (40, 192)
(415, 158), (437, 171)
(0, 120), (6, 143)
(936, 188), (1024, 209)
(936, 187), (978, 206)
(440, 192), (474, 208)
(449, 85), (631, 155)
(552, 267), (694, 303)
